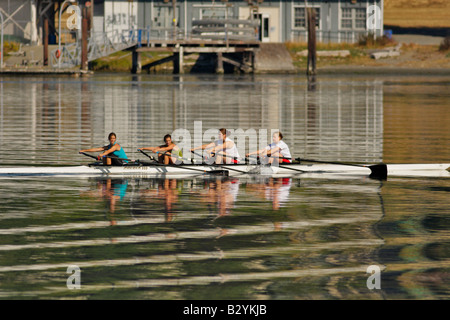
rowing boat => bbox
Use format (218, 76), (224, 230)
(0, 162), (448, 178)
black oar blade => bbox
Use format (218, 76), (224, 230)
(368, 163), (388, 180)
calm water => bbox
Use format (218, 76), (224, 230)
(0, 73), (449, 300)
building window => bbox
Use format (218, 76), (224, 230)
(355, 8), (366, 29)
(294, 7), (306, 28)
(341, 7), (367, 30)
(294, 7), (320, 29)
(341, 8), (353, 29)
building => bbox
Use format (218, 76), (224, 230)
(0, 0), (383, 45)
(100, 0), (384, 43)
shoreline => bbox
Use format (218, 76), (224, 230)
(1, 66), (450, 77)
(2, 44), (449, 77)
(297, 66), (450, 75)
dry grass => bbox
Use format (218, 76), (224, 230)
(286, 40), (450, 70)
(384, 0), (450, 27)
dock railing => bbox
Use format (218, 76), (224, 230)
(50, 28), (142, 68)
(50, 18), (260, 68)
(190, 19), (259, 42)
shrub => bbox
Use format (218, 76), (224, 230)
(358, 33), (395, 48)
(439, 36), (450, 52)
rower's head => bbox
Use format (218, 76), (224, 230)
(273, 132), (283, 143)
(164, 134), (172, 145)
(218, 128), (227, 140)
(108, 132), (117, 144)
(219, 128), (232, 141)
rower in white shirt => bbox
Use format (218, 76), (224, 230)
(246, 132), (292, 164)
(191, 128), (241, 164)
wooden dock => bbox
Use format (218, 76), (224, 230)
(131, 19), (261, 74)
(134, 39), (260, 74)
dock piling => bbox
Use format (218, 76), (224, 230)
(132, 49), (141, 74)
(307, 8), (317, 76)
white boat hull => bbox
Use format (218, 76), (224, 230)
(0, 163), (448, 178)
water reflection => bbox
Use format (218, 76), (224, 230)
(140, 178), (179, 222)
(2, 174), (449, 299)
(246, 177), (292, 211)
(80, 178), (129, 230)
(85, 176), (295, 218)
(198, 177), (240, 218)
(0, 74), (449, 299)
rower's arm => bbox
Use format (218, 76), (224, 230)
(212, 140), (235, 154)
(246, 148), (266, 156)
(267, 146), (281, 156)
(100, 144), (119, 156)
(191, 142), (214, 151)
(156, 144), (175, 153)
(79, 147), (105, 153)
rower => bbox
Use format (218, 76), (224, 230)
(190, 128), (240, 164)
(139, 134), (182, 165)
(79, 132), (129, 166)
(246, 132), (291, 165)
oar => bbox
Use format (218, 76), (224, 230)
(80, 152), (137, 165)
(137, 149), (157, 162)
(224, 153), (303, 174)
(191, 150), (208, 160)
(263, 155), (306, 173)
(207, 152), (249, 174)
(191, 150), (248, 174)
(140, 149), (227, 175)
(296, 157), (387, 179)
(273, 163), (305, 174)
(252, 156), (305, 174)
(155, 161), (229, 176)
(244, 154), (293, 164)
(211, 152), (241, 162)
(156, 150), (200, 164)
(143, 149), (200, 164)
(156, 162), (229, 175)
(79, 152), (98, 160)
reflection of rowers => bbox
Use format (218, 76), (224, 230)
(81, 178), (128, 216)
(265, 178), (292, 210)
(141, 179), (179, 222)
(246, 177), (292, 210)
(246, 132), (291, 164)
(199, 177), (240, 217)
(139, 134), (182, 164)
